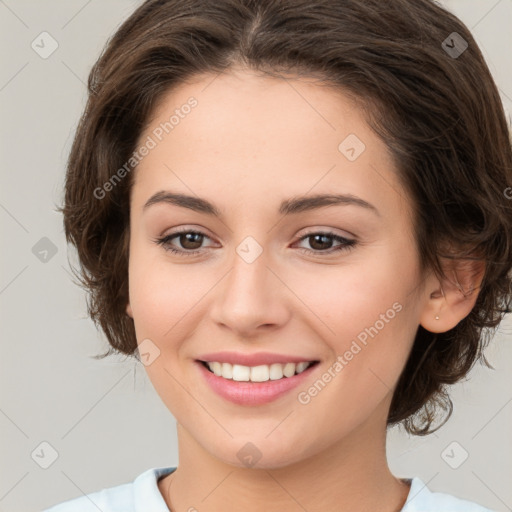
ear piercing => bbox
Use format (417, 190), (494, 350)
(435, 287), (444, 320)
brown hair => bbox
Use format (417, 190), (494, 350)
(60, 0), (512, 435)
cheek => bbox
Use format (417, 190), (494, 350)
(128, 250), (209, 340)
(127, 252), (208, 409)
(289, 248), (418, 395)
(290, 250), (415, 345)
(289, 283), (415, 449)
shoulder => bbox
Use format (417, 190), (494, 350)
(42, 484), (132, 512)
(42, 466), (177, 512)
(401, 477), (496, 512)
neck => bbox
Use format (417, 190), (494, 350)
(159, 408), (409, 512)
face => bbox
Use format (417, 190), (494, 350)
(125, 67), (431, 468)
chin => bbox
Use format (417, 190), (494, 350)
(203, 434), (315, 471)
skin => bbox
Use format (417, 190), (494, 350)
(125, 66), (483, 512)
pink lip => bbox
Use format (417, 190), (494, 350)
(197, 351), (318, 366)
(196, 360), (319, 406)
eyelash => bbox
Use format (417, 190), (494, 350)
(153, 227), (357, 257)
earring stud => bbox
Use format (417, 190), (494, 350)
(435, 315), (440, 320)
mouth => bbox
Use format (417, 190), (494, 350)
(198, 359), (320, 383)
(196, 358), (321, 405)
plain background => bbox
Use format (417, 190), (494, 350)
(0, 1), (511, 511)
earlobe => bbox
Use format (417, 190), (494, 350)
(419, 259), (485, 334)
(126, 303), (133, 318)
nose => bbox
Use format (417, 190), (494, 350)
(209, 244), (290, 338)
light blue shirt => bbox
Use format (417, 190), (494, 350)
(43, 466), (496, 511)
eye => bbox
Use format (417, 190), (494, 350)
(294, 231), (357, 255)
(153, 228), (214, 257)
(153, 228), (357, 257)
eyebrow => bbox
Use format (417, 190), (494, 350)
(143, 191), (380, 217)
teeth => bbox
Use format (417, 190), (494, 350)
(250, 365), (269, 382)
(205, 361), (314, 382)
(269, 363), (283, 380)
(232, 364), (250, 381)
(221, 362), (233, 379)
(211, 361), (222, 376)
(283, 362), (295, 377)
(296, 362), (309, 373)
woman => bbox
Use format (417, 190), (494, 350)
(45, 0), (512, 510)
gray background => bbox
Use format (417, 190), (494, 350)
(0, 1), (511, 511)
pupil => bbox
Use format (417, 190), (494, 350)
(182, 233), (202, 249)
(311, 234), (332, 250)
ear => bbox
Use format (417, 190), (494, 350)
(419, 257), (485, 333)
(126, 302), (133, 318)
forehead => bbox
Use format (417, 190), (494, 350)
(131, 68), (410, 223)
(144, 68), (367, 153)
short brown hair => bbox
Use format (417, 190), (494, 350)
(60, 0), (512, 435)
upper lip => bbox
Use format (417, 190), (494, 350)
(197, 351), (319, 366)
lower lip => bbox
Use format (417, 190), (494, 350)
(196, 361), (319, 406)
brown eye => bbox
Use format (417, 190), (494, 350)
(295, 231), (356, 255)
(153, 229), (212, 256)
(177, 232), (204, 250)
(308, 234), (335, 251)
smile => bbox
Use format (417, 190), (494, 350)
(200, 360), (318, 382)
(196, 359), (320, 406)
